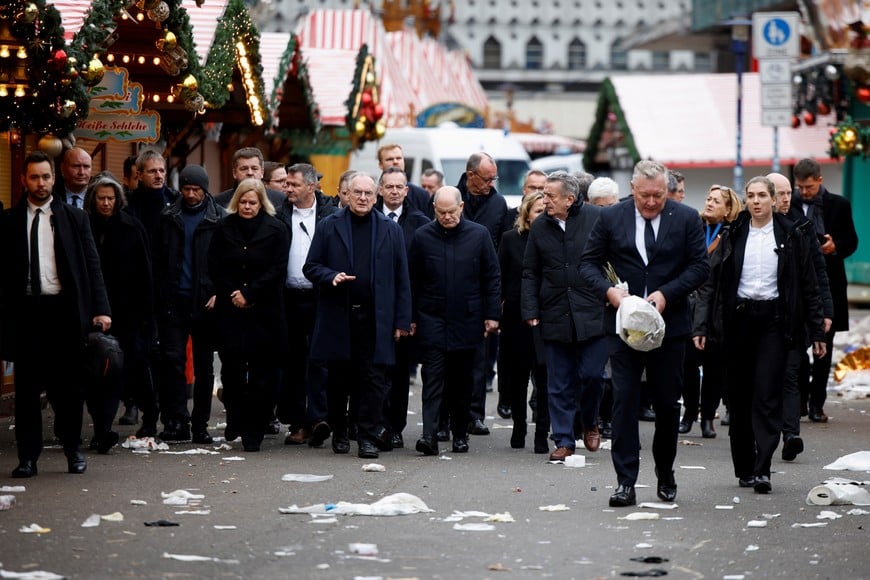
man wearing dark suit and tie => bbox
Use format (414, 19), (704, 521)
(55, 147), (92, 208)
(792, 158), (859, 424)
(1, 151), (112, 478)
(579, 160), (709, 507)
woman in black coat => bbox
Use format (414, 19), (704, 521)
(208, 178), (289, 451)
(693, 176), (825, 494)
(83, 174), (157, 449)
(498, 192), (550, 452)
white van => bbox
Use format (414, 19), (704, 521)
(350, 127), (531, 198)
(530, 153), (587, 175)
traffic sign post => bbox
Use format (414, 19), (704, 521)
(752, 12), (800, 59)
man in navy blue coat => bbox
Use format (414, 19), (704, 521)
(303, 173), (412, 459)
(409, 186), (501, 456)
(579, 160), (709, 507)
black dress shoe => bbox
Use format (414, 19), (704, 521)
(600, 421), (613, 440)
(609, 484), (636, 507)
(700, 419), (716, 439)
(358, 440), (379, 459)
(67, 452), (87, 474)
(738, 476), (757, 488)
(309, 421), (331, 447)
(390, 433), (404, 448)
(655, 468), (677, 502)
(119, 405), (139, 426)
(510, 429), (526, 449)
(808, 407), (828, 423)
(534, 431), (549, 454)
(640, 407), (656, 422)
(136, 424), (158, 438)
(753, 475), (772, 494)
(373, 427), (394, 451)
(415, 435), (439, 456)
(97, 431), (120, 454)
(720, 410), (730, 426)
(332, 437), (351, 454)
(192, 429), (213, 444)
(452, 438), (469, 453)
(12, 460), (37, 478)
(678, 418), (693, 434)
(159, 425), (191, 442)
(436, 429), (450, 442)
(782, 435), (804, 461)
(467, 419), (490, 435)
(497, 404), (512, 419)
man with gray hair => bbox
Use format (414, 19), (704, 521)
(409, 186), (501, 456)
(580, 160), (708, 507)
(587, 177), (620, 207)
(522, 171), (606, 461)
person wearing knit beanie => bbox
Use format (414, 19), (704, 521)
(180, 165), (209, 194)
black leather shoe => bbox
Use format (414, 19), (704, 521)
(497, 404), (512, 419)
(415, 436), (439, 456)
(436, 429), (450, 442)
(12, 460), (37, 478)
(600, 421), (613, 440)
(97, 431), (120, 454)
(678, 418), (693, 434)
(808, 407), (828, 423)
(738, 476), (757, 488)
(452, 438), (469, 453)
(136, 424), (158, 438)
(510, 429), (526, 449)
(308, 421), (331, 447)
(467, 419), (490, 435)
(609, 484), (636, 507)
(720, 410), (730, 426)
(192, 429), (213, 444)
(332, 437), (351, 454)
(534, 431), (549, 454)
(159, 425), (191, 442)
(67, 452), (87, 475)
(655, 468), (677, 502)
(119, 405), (139, 426)
(753, 475), (772, 494)
(640, 407), (656, 422)
(390, 433), (404, 448)
(782, 435), (804, 461)
(358, 440), (379, 459)
(373, 427), (394, 451)
(700, 419), (716, 439)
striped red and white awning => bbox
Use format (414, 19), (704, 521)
(296, 9), (419, 127)
(260, 31), (293, 101)
(54, 0), (90, 40)
(184, 0), (230, 65)
(301, 48), (359, 127)
(386, 30), (452, 110)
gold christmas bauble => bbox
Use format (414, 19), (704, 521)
(83, 57), (105, 86)
(37, 135), (63, 158)
(182, 74), (198, 92)
(61, 100), (77, 118)
(136, 0), (161, 10)
(156, 31), (177, 52)
(23, 3), (39, 23)
(355, 121), (366, 137)
(375, 120), (386, 139)
(147, 1), (170, 23)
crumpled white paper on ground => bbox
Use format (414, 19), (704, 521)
(162, 552), (239, 564)
(281, 474), (334, 483)
(279, 492), (433, 516)
(823, 451), (870, 472)
(122, 437), (169, 451)
(162, 490), (205, 506)
(0, 568), (65, 579)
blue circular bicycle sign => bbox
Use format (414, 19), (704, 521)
(763, 18), (791, 46)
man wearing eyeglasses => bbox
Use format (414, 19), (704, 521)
(272, 163), (337, 447)
(213, 147), (285, 210)
(303, 173), (411, 460)
(791, 158), (858, 424)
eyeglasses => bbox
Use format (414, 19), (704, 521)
(350, 189), (376, 198)
(266, 179), (287, 186)
(525, 185), (545, 193)
(471, 170), (498, 184)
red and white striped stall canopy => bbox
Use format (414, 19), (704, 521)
(296, 9), (419, 127)
(386, 30), (451, 110)
(299, 48), (360, 127)
(56, 0), (90, 40)
(260, 31), (293, 101)
(444, 49), (489, 114)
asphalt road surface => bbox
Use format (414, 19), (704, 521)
(0, 376), (868, 579)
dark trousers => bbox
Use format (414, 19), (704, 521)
(14, 295), (86, 462)
(421, 347), (476, 439)
(385, 335), (415, 434)
(326, 307), (388, 443)
(221, 353), (280, 447)
(469, 337), (495, 421)
(158, 298), (215, 430)
(276, 289), (328, 429)
(802, 329), (834, 411)
(782, 347), (803, 438)
(682, 340), (725, 421)
(499, 322), (549, 436)
(725, 300), (787, 479)
(609, 335), (684, 486)
(544, 338), (608, 449)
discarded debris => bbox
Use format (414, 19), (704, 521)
(214, 525), (237, 530)
(629, 557), (669, 564)
(18, 523), (50, 534)
(487, 562), (510, 571)
(745, 545), (759, 552)
(144, 520), (180, 527)
(484, 512), (515, 523)
(453, 522), (495, 531)
(679, 439), (702, 446)
(0, 495), (16, 511)
(817, 511), (843, 520)
(634, 542), (653, 549)
(130, 499), (147, 505)
(620, 570), (668, 577)
(823, 451), (870, 472)
(746, 520), (768, 528)
(81, 514), (101, 528)
(806, 478), (870, 506)
(161, 552), (239, 564)
(538, 504), (571, 511)
(175, 510), (211, 515)
(161, 490), (205, 506)
(847, 508), (870, 515)
(715, 505), (735, 510)
(348, 543), (378, 555)
(122, 436), (169, 451)
(679, 465), (706, 470)
(564, 455), (586, 467)
(281, 474), (334, 483)
(222, 456), (245, 461)
(638, 502), (678, 510)
(0, 486), (26, 493)
(791, 522), (829, 528)
(620, 512), (660, 521)
(0, 568), (65, 579)
(361, 464), (386, 472)
(279, 492), (433, 516)
(101, 512), (124, 522)
(159, 448), (219, 455)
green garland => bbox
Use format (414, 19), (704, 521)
(344, 43), (368, 136)
(582, 77), (640, 171)
(268, 33), (320, 133)
(0, 0), (89, 137)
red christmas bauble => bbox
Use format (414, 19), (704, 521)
(791, 115), (801, 129)
(856, 86), (870, 103)
(817, 101), (831, 115)
(361, 91), (373, 106)
(803, 111), (817, 126)
(373, 103), (384, 120)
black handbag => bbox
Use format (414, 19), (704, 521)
(85, 328), (124, 381)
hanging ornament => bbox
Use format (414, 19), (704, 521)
(59, 100), (77, 118)
(50, 49), (68, 71)
(803, 111), (816, 126)
(791, 115), (801, 129)
(184, 93), (206, 114)
(366, 72), (376, 85)
(824, 65), (840, 81)
(375, 120), (387, 139)
(136, 0), (161, 10)
(22, 2), (39, 23)
(372, 103), (384, 121)
(147, 2), (170, 23)
(82, 57), (105, 86)
(355, 120), (366, 137)
(181, 74), (198, 93)
(817, 101), (831, 116)
(37, 135), (63, 158)
(856, 85), (870, 103)
(156, 30), (177, 52)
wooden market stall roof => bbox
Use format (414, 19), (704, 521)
(260, 31), (320, 132)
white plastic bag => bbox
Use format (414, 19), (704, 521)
(616, 295), (666, 352)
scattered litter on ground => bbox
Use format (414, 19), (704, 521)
(745, 545), (759, 552)
(122, 437), (169, 451)
(281, 474), (334, 483)
(823, 451), (870, 472)
(0, 496), (15, 511)
(817, 510), (842, 520)
(638, 502), (678, 510)
(715, 505), (734, 510)
(130, 499), (147, 505)
(762, 513), (780, 519)
(488, 562), (510, 571)
(619, 569), (668, 577)
(438, 455), (452, 461)
(279, 492), (433, 516)
(144, 520), (179, 527)
(175, 510), (211, 515)
(733, 496), (741, 504)
(620, 512), (660, 521)
(101, 512), (123, 522)
(564, 455), (586, 467)
(161, 490), (204, 506)
(0, 486), (25, 493)
(746, 520), (767, 528)
(679, 465), (706, 470)
(18, 523), (50, 534)
(634, 542), (653, 549)
(538, 504), (570, 511)
(348, 543), (378, 555)
(806, 478), (870, 506)
(161, 552), (239, 564)
(630, 557), (669, 564)
(222, 456), (245, 461)
(722, 575), (746, 580)
(491, 423), (511, 429)
(81, 514), (100, 528)
(453, 522), (495, 531)
(679, 439), (702, 446)
(847, 508), (870, 515)
(214, 443), (232, 451)
(484, 512), (515, 522)
(159, 448), (218, 455)
(0, 568), (65, 579)
(214, 525), (237, 530)
(308, 515), (338, 524)
(791, 522), (829, 528)
(362, 464), (385, 472)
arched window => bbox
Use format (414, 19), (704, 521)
(483, 35), (502, 69)
(568, 37), (586, 70)
(526, 36), (543, 70)
(611, 38), (628, 70)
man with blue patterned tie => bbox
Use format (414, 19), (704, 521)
(58, 147), (92, 208)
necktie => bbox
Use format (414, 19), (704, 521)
(388, 211), (397, 222)
(30, 209), (42, 296)
(72, 195), (80, 208)
(644, 218), (655, 262)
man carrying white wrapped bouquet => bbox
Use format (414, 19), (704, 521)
(579, 160), (709, 507)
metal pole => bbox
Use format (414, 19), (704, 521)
(732, 30), (747, 194)
(772, 126), (780, 173)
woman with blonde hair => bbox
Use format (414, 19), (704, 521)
(498, 192), (550, 452)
